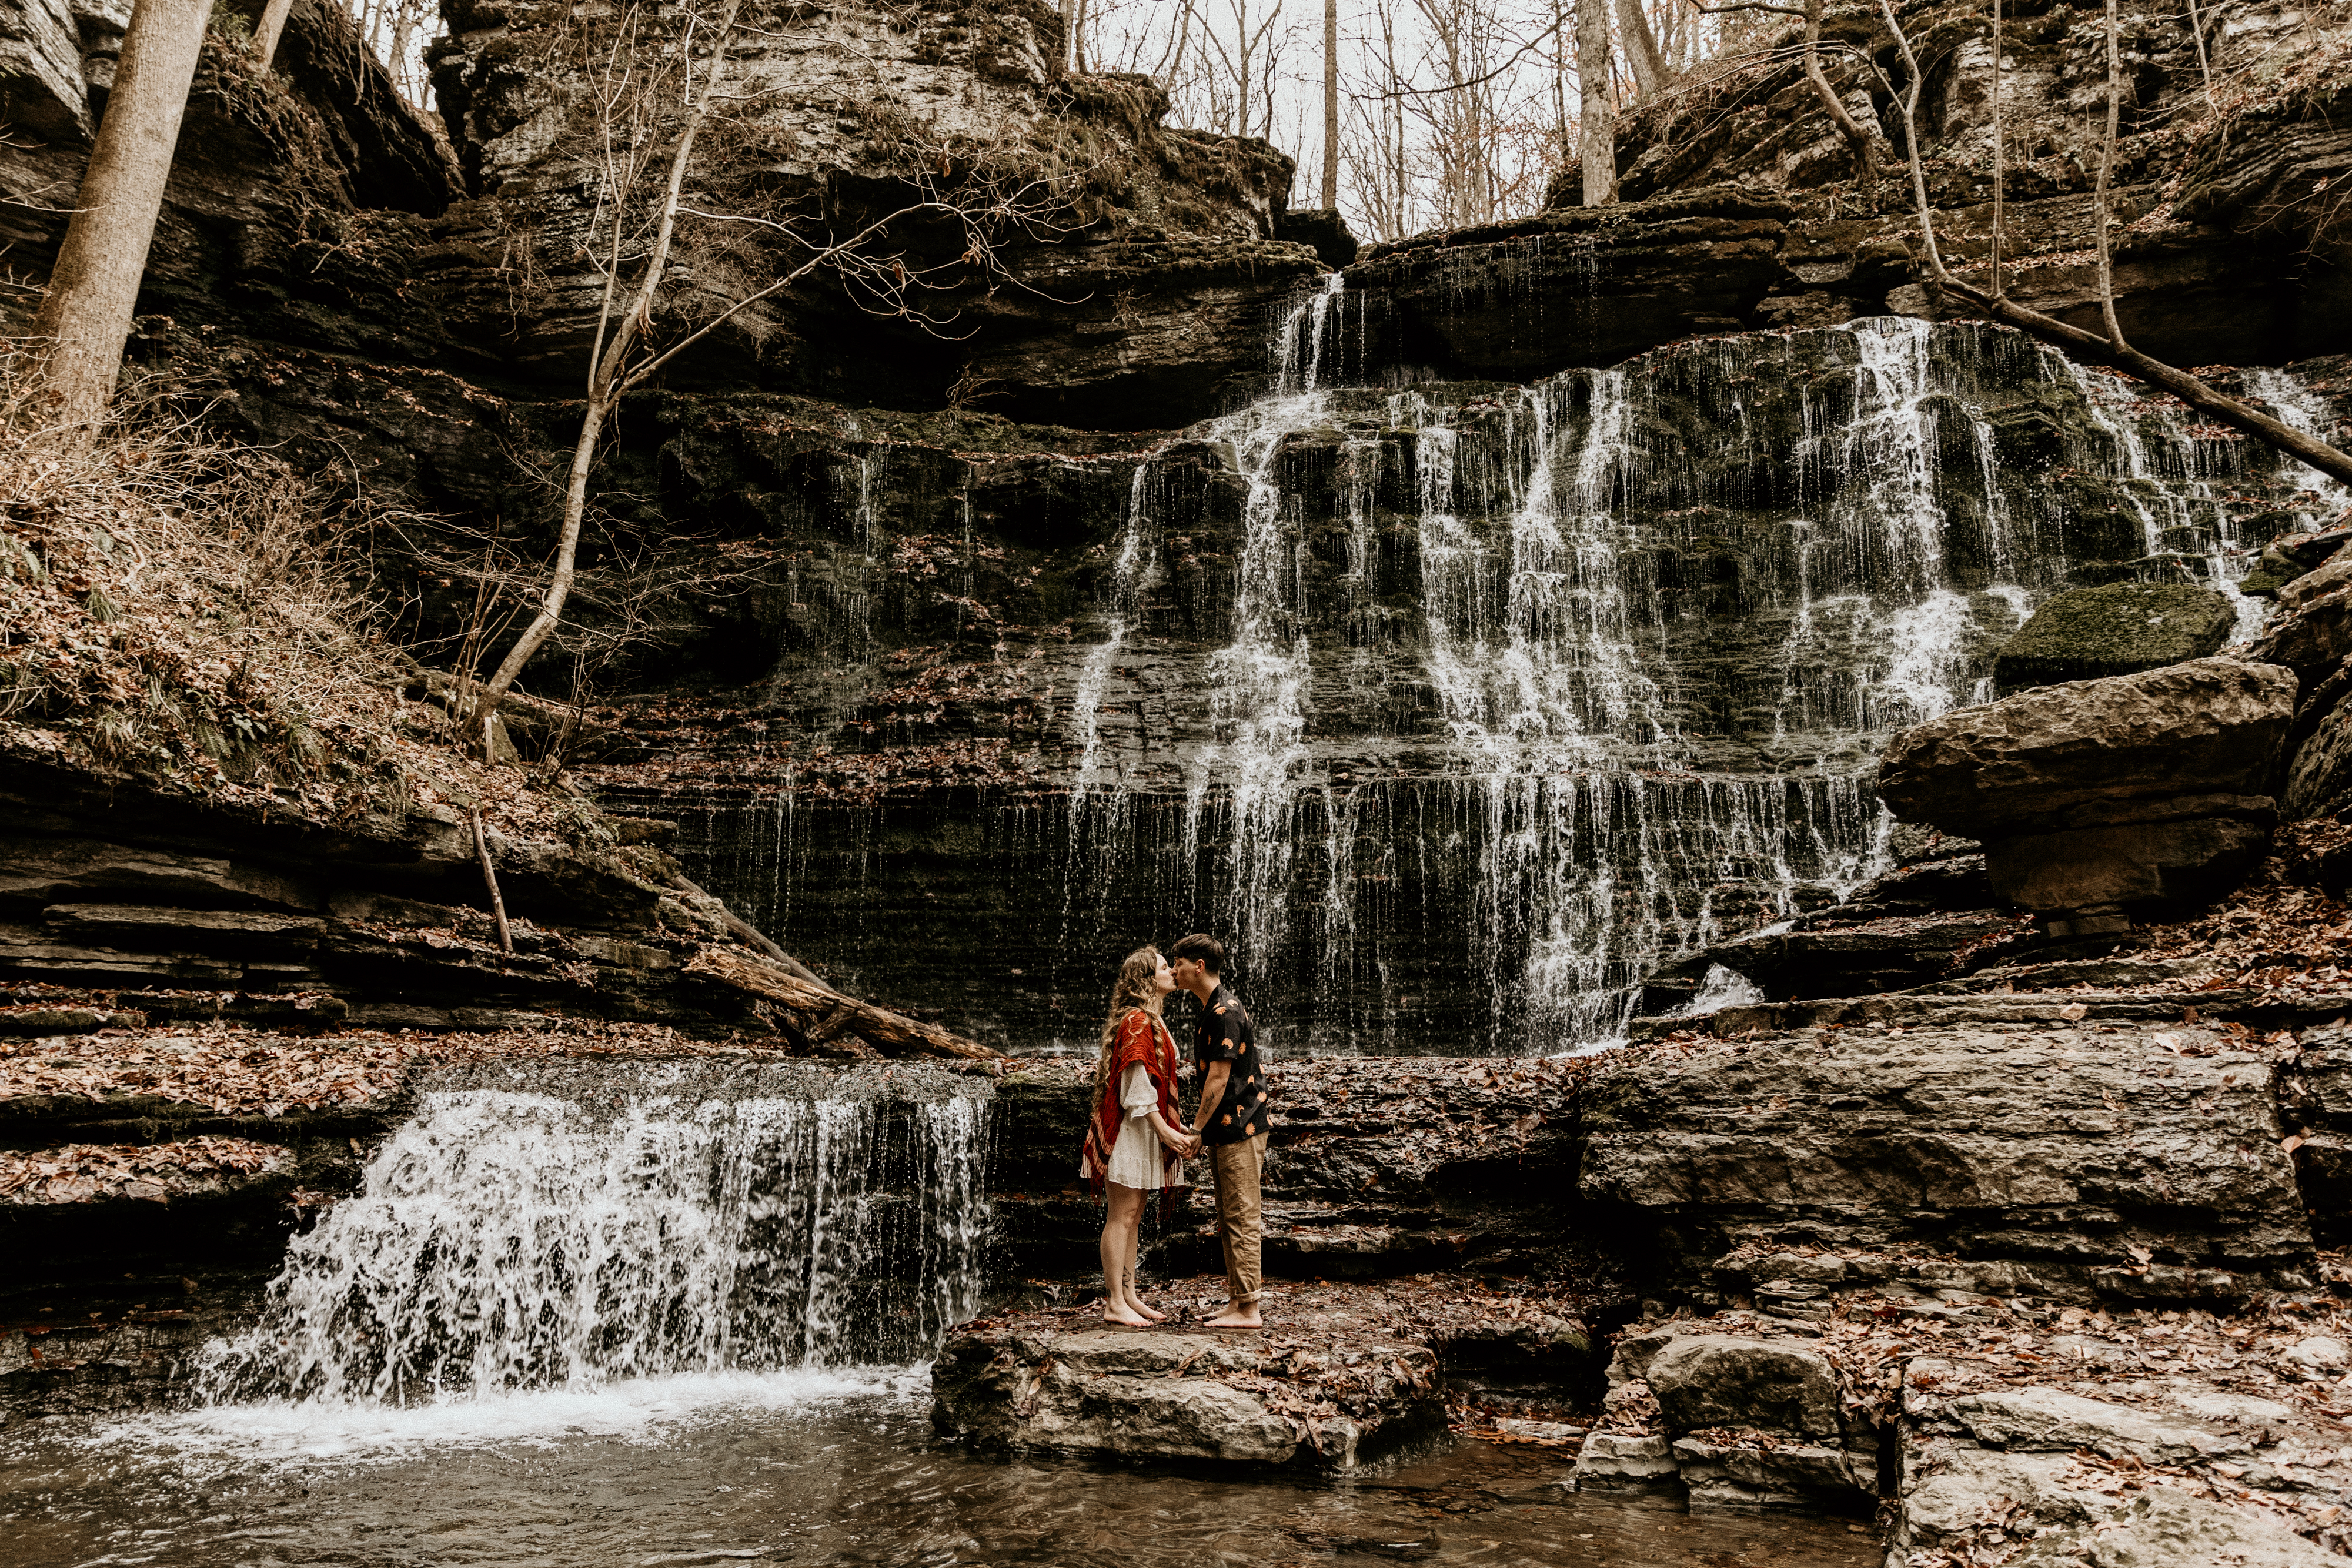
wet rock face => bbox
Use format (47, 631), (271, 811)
(1576, 1019), (2315, 1293)
(613, 324), (2337, 1054)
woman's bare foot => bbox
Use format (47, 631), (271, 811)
(1102, 1303), (1153, 1326)
(1132, 1299), (1169, 1323)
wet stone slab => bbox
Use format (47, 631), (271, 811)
(932, 1276), (1591, 1470)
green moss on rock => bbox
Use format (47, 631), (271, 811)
(1993, 582), (2237, 693)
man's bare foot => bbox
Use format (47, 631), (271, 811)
(1102, 1305), (1152, 1326)
(1202, 1308), (1263, 1329)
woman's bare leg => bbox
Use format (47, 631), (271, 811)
(1125, 1217), (1167, 1320)
(1100, 1183), (1150, 1325)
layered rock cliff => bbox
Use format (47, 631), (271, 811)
(1353, 0), (2351, 376)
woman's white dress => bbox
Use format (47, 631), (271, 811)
(1105, 1062), (1188, 1191)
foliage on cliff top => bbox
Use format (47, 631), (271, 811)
(0, 365), (603, 845)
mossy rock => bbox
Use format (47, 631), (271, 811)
(2237, 561), (2301, 599)
(1993, 582), (2237, 693)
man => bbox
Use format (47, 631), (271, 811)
(1168, 932), (1272, 1329)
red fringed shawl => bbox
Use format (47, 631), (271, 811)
(1080, 1008), (1182, 1196)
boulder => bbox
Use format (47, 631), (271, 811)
(1669, 1435), (1870, 1508)
(2277, 548), (2352, 614)
(1572, 1431), (1679, 1489)
(1879, 658), (2298, 838)
(1644, 1334), (1842, 1437)
(1992, 583), (2237, 693)
(2242, 537), (2349, 601)
(2286, 697), (2352, 817)
(1984, 816), (2274, 914)
(1275, 206), (1361, 270)
(2251, 594), (2352, 680)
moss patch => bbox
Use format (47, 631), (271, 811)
(1992, 582), (2237, 693)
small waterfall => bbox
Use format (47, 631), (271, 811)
(1278, 273), (1348, 394)
(2060, 359), (2340, 639)
(1068, 463), (1158, 803)
(2246, 367), (2352, 521)
(197, 1062), (989, 1406)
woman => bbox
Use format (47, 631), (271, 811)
(1079, 945), (1197, 1326)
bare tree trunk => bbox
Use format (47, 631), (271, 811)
(1616, 0), (1668, 97)
(1991, 0), (2004, 297)
(470, 810), (514, 957)
(1552, 0), (1572, 161)
(1322, 0), (1339, 207)
(1881, 0), (2352, 489)
(1803, 0), (1875, 189)
(1881, 0), (1944, 274)
(27, 0), (216, 451)
(2185, 0), (2216, 108)
(250, 0), (295, 71)
(1577, 0), (1613, 205)
(2092, 0), (2127, 349)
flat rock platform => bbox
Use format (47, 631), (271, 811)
(931, 1275), (1591, 1469)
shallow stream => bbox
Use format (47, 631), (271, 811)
(0, 1372), (1878, 1568)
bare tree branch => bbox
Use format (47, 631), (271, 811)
(1879, 0), (2352, 488)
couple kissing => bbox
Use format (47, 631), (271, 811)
(1078, 933), (1273, 1330)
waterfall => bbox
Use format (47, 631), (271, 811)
(1068, 463), (1157, 804)
(618, 313), (2344, 1058)
(197, 1062), (989, 1406)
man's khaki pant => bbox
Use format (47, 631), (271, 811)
(1209, 1132), (1268, 1308)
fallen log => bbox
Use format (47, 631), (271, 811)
(685, 944), (1000, 1061)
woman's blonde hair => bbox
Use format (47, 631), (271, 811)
(1093, 945), (1165, 1089)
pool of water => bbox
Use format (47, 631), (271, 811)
(0, 1370), (1882, 1568)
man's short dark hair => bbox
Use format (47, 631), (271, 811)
(1169, 932), (1225, 973)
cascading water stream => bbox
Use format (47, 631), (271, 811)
(2246, 367), (2352, 521)
(1150, 314), (2062, 1045)
(626, 303), (2345, 1059)
(196, 1062), (990, 1407)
